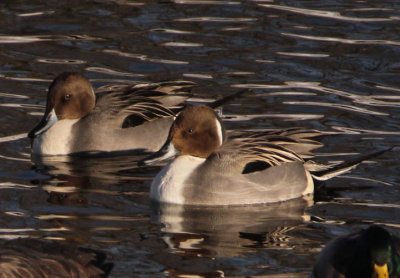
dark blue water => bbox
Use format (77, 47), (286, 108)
(1, 1), (400, 276)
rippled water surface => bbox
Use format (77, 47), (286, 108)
(1, 0), (400, 277)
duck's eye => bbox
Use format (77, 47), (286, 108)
(64, 94), (71, 101)
(187, 128), (194, 133)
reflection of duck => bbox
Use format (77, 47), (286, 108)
(311, 225), (400, 278)
(31, 157), (93, 207)
(29, 72), (194, 155)
(31, 153), (152, 206)
(151, 197), (309, 257)
(0, 238), (113, 277)
(141, 105), (378, 206)
(25, 155), (151, 258)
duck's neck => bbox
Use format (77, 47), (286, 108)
(150, 155), (205, 205)
(32, 119), (79, 155)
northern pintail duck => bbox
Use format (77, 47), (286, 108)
(0, 238), (113, 277)
(140, 105), (325, 205)
(311, 225), (400, 278)
(140, 105), (384, 206)
(28, 72), (194, 155)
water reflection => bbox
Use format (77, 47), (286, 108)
(31, 154), (151, 198)
(152, 198), (310, 257)
(0, 154), (151, 242)
(260, 3), (400, 22)
(1, 0), (400, 276)
(0, 35), (102, 44)
(282, 32), (400, 47)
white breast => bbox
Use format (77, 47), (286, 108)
(32, 119), (79, 155)
(150, 155), (205, 205)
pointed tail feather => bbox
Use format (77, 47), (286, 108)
(207, 89), (250, 109)
(309, 147), (393, 181)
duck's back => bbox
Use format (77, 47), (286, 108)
(0, 238), (112, 278)
(182, 154), (313, 206)
(72, 81), (192, 153)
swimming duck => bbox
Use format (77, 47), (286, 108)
(140, 105), (344, 206)
(28, 72), (194, 155)
(139, 105), (387, 206)
(311, 225), (400, 278)
(0, 238), (113, 277)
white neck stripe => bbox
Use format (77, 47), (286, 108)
(215, 118), (223, 146)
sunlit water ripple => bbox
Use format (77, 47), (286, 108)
(1, 0), (400, 276)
